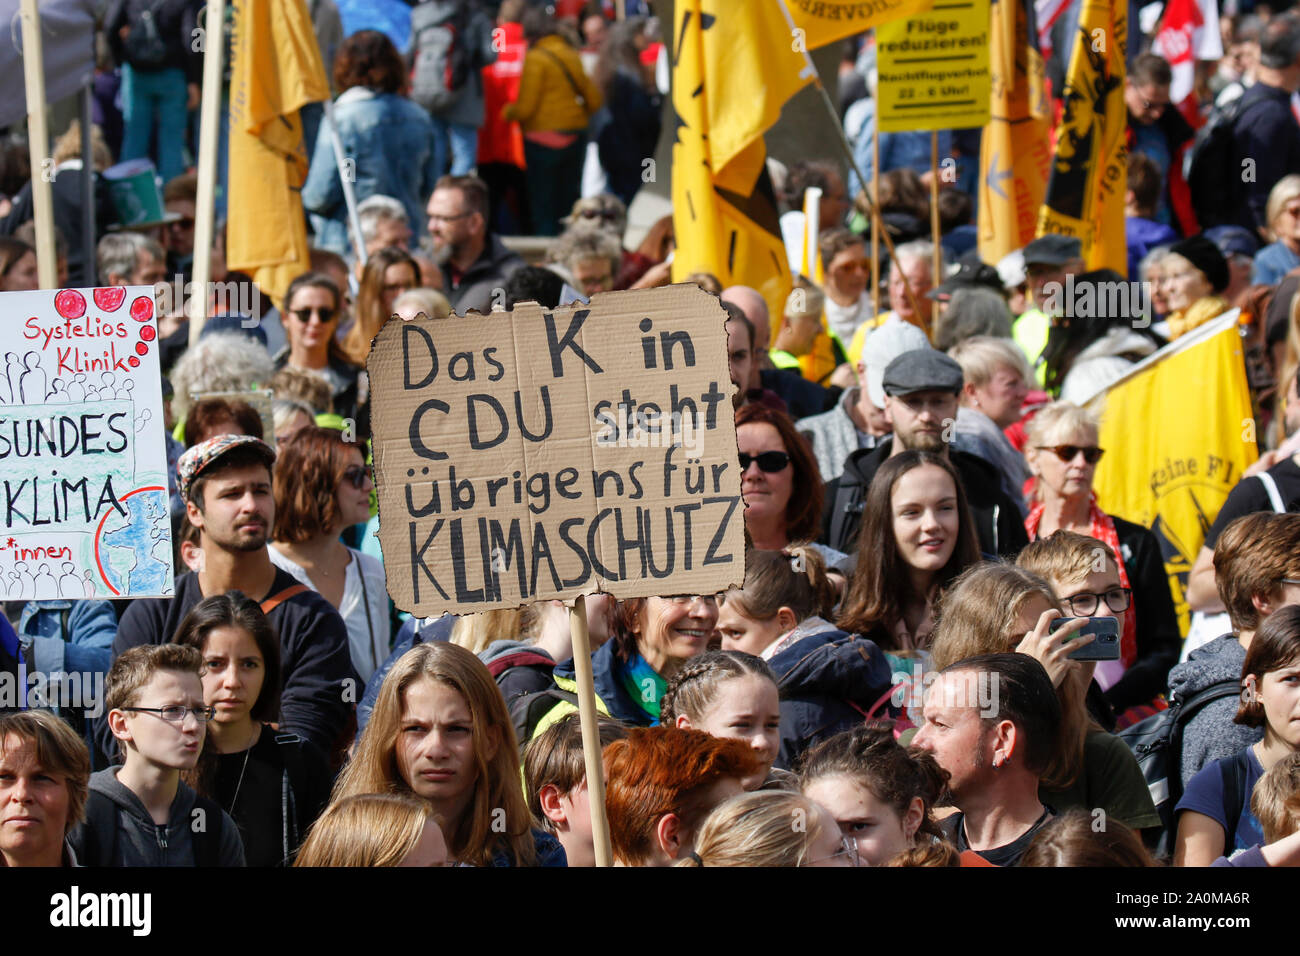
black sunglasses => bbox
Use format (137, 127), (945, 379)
(739, 451), (791, 473)
(1037, 444), (1105, 465)
(292, 306), (337, 324)
(342, 464), (372, 489)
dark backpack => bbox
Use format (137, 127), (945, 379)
(507, 687), (579, 752)
(123, 0), (171, 70)
(1117, 678), (1241, 857)
(1187, 92), (1262, 230)
(77, 788), (226, 867)
(410, 1), (474, 113)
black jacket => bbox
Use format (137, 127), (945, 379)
(821, 436), (1029, 558)
(103, 569), (358, 756)
(760, 368), (839, 421)
(104, 0), (204, 82)
(1229, 82), (1300, 234)
(1105, 515), (1183, 712)
(768, 625), (895, 771)
(441, 234), (525, 315)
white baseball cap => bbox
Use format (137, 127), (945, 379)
(862, 319), (931, 408)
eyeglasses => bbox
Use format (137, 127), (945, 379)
(342, 464), (372, 489)
(1061, 586), (1132, 616)
(291, 306), (337, 324)
(808, 834), (860, 867)
(428, 211), (473, 223)
(120, 705), (216, 723)
(1037, 445), (1105, 465)
(167, 217), (195, 230)
(579, 208), (621, 222)
(663, 594), (718, 606)
(1281, 579), (1300, 587)
(738, 450), (792, 473)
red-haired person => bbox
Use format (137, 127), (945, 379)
(270, 426), (390, 685)
(603, 726), (761, 866)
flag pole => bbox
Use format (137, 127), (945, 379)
(772, 0), (928, 326)
(871, 116), (881, 318)
(929, 130), (940, 337)
(190, 0), (227, 348)
(569, 595), (613, 866)
(19, 0), (56, 289)
(324, 100), (368, 270)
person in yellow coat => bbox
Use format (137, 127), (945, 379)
(502, 8), (603, 235)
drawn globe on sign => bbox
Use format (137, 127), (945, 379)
(94, 486), (172, 596)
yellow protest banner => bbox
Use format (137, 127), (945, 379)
(876, 0), (992, 132)
(978, 0), (1051, 264)
(1035, 0), (1127, 273)
(783, 0), (938, 49)
(1090, 312), (1257, 633)
(226, 0), (329, 306)
(672, 0), (793, 323)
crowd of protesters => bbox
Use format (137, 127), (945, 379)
(7, 0), (1300, 870)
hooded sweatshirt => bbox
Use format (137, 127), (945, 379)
(1166, 635), (1262, 787)
(767, 625), (894, 771)
(821, 436), (1029, 558)
(68, 767), (245, 867)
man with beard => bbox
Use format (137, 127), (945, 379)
(821, 348), (1028, 557)
(426, 174), (524, 314)
(101, 436), (356, 757)
(913, 654), (1062, 866)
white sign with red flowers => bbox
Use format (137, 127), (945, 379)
(0, 286), (173, 599)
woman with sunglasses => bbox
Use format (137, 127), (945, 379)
(275, 272), (362, 427)
(735, 404), (852, 571)
(269, 426), (391, 683)
(1024, 401), (1181, 721)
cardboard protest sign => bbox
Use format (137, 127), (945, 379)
(0, 287), (173, 599)
(368, 284), (746, 617)
(876, 0), (992, 132)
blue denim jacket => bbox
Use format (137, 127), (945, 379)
(19, 600), (116, 679)
(301, 87), (439, 255)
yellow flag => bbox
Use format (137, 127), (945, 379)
(1035, 0), (1127, 273)
(978, 0), (1051, 264)
(784, 0), (937, 50)
(226, 0), (330, 306)
(692, 1), (815, 191)
(1090, 313), (1257, 634)
(672, 1), (793, 322)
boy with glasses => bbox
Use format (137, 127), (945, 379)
(70, 644), (245, 866)
(1018, 530), (1180, 725)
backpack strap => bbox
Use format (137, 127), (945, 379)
(535, 47), (588, 109)
(260, 584), (309, 616)
(1257, 471), (1286, 514)
(1218, 748), (1252, 852)
(1169, 679), (1245, 804)
(273, 733), (306, 865)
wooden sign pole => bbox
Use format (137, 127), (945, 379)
(19, 0), (56, 289)
(190, 0), (226, 347)
(929, 130), (941, 339)
(569, 594), (613, 867)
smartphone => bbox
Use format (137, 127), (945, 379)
(1049, 616), (1121, 661)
